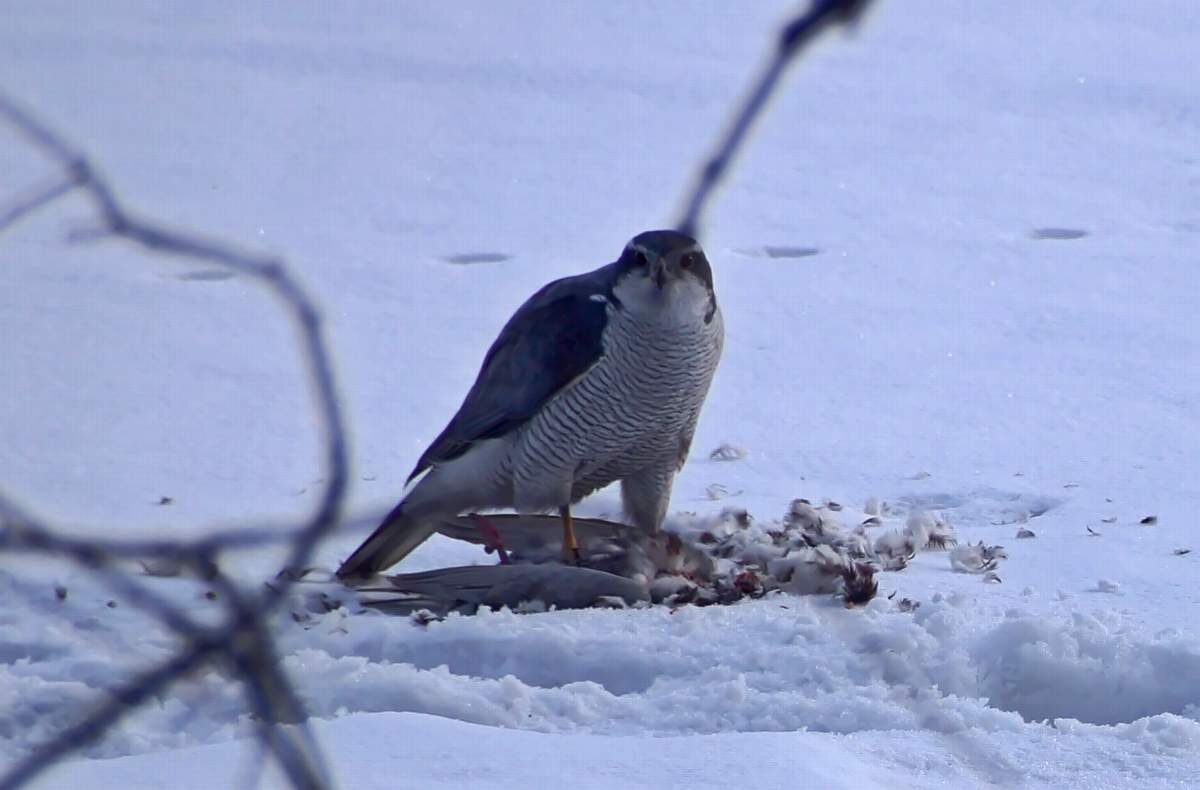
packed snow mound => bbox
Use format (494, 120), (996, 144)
(4, 514), (1199, 766)
(43, 710), (1191, 790)
(974, 613), (1200, 726)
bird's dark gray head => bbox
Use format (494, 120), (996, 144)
(616, 229), (714, 293)
(611, 229), (717, 323)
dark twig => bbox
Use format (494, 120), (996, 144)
(237, 735), (273, 790)
(0, 91), (349, 598)
(0, 494), (213, 643)
(0, 3), (877, 783)
(0, 646), (210, 789)
(0, 100), (349, 585)
(0, 492), (377, 560)
(0, 176), (79, 233)
(675, 0), (874, 238)
(1, 496), (394, 560)
(0, 91), (344, 788)
(209, 572), (331, 788)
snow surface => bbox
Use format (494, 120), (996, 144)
(2, 1), (1199, 788)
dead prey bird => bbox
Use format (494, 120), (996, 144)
(358, 564), (650, 616)
(338, 230), (723, 580)
(357, 509), (884, 615)
(434, 513), (716, 582)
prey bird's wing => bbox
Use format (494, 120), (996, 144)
(356, 564), (650, 615)
(407, 264), (617, 482)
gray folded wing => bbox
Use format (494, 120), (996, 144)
(406, 265), (619, 483)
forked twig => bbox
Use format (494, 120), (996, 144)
(0, 93), (342, 790)
(0, 3), (877, 784)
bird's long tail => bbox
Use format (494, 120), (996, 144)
(336, 500), (437, 581)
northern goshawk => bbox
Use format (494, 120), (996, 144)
(337, 229), (723, 579)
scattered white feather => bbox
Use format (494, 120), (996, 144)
(873, 529), (915, 570)
(949, 541), (1008, 574)
(769, 544), (844, 595)
(705, 483), (729, 500)
(912, 511), (957, 550)
(708, 443), (748, 461)
(784, 499), (823, 532)
(905, 512), (934, 551)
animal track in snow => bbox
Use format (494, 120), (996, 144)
(1029, 227), (1089, 240)
(731, 245), (821, 259)
(442, 252), (510, 265)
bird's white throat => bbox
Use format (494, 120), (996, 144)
(610, 272), (713, 326)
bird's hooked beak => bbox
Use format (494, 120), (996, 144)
(650, 257), (667, 290)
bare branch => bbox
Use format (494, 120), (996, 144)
(0, 91), (348, 594)
(0, 645), (210, 789)
(209, 573), (332, 788)
(0, 491), (321, 558)
(675, 0), (875, 238)
(0, 176), (79, 233)
(0, 91), (345, 788)
(0, 494), (214, 640)
(0, 494), (389, 563)
(0, 4), (878, 784)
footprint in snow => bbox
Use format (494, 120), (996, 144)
(1029, 227), (1089, 241)
(895, 488), (1062, 529)
(732, 245), (821, 259)
(174, 269), (235, 282)
(442, 252), (510, 265)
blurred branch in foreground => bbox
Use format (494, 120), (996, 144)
(0, 2), (877, 785)
(676, 0), (874, 239)
(0, 92), (346, 790)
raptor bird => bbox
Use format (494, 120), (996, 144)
(337, 229), (723, 580)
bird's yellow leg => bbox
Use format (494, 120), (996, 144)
(560, 505), (582, 564)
